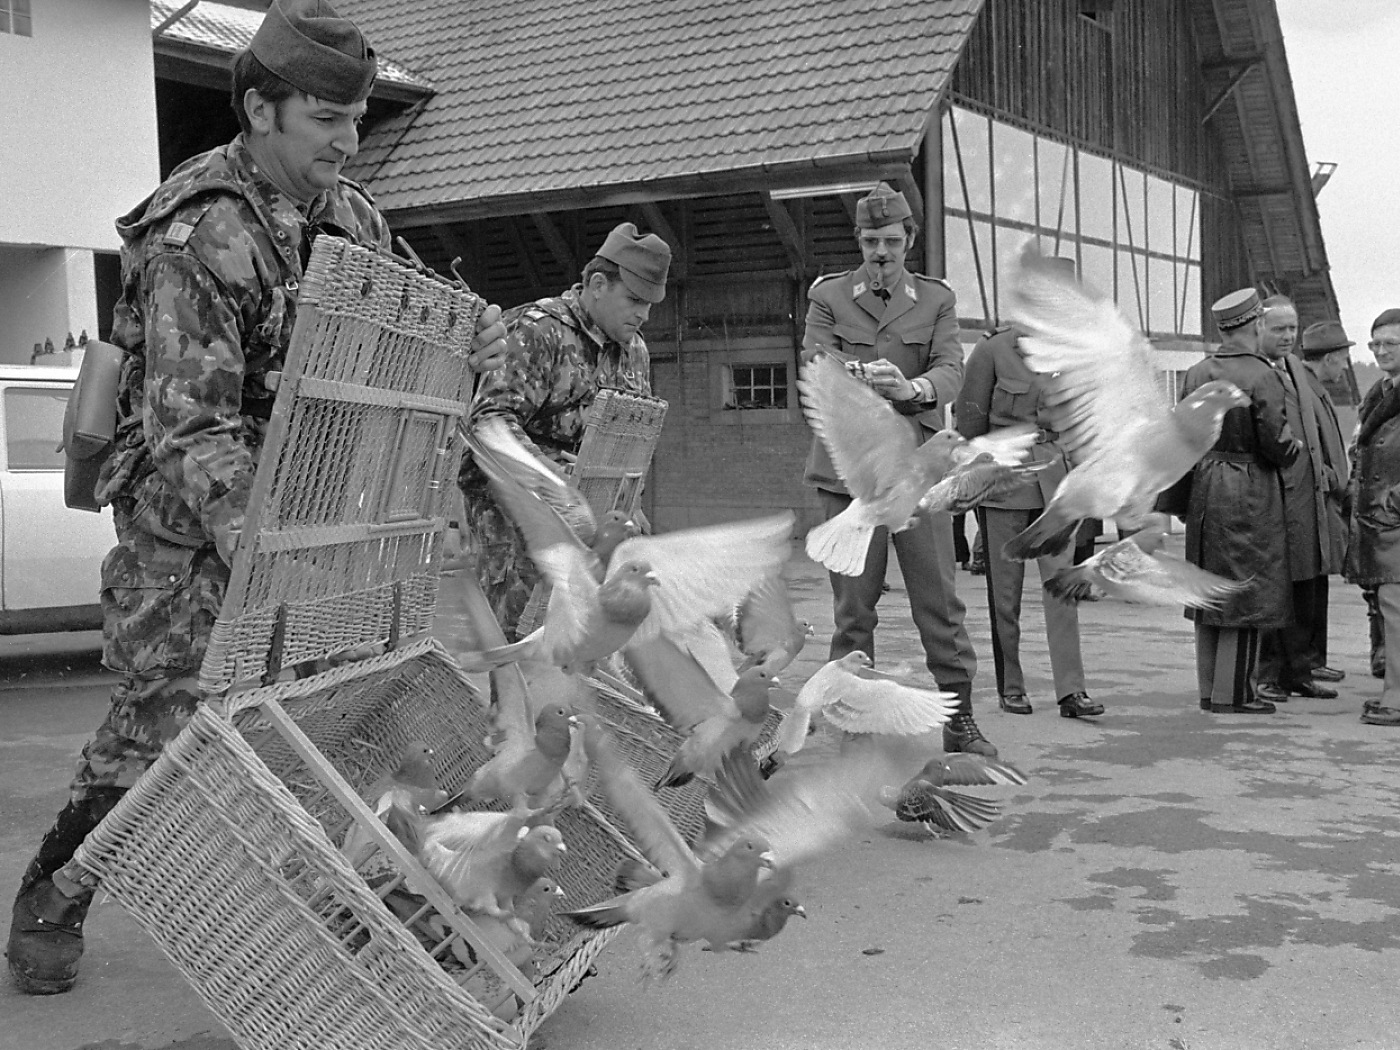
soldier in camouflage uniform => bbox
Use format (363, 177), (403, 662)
(6, 0), (509, 996)
(460, 223), (672, 638)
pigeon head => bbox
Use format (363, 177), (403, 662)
(1173, 380), (1250, 448)
(774, 897), (806, 919)
(514, 824), (568, 878)
(534, 702), (579, 755)
(838, 651), (873, 671)
(393, 741), (439, 790)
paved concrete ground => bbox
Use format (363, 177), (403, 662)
(2, 531), (1396, 1050)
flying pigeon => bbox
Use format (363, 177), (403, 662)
(1002, 249), (1253, 560)
(731, 575), (814, 675)
(878, 753), (1029, 837)
(772, 652), (959, 760)
(1044, 521), (1249, 609)
(799, 353), (1036, 575)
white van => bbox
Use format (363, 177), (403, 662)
(0, 364), (112, 634)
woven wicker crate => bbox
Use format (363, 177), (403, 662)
(68, 237), (721, 1049)
(514, 388), (667, 636)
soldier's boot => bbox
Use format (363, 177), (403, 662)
(7, 793), (119, 995)
(1366, 589), (1385, 678)
(942, 711), (999, 758)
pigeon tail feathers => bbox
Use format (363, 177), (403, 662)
(1003, 509), (1081, 561)
(805, 507), (874, 576)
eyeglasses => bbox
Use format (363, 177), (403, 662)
(1370, 340), (1400, 351)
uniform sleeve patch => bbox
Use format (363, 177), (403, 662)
(163, 221), (196, 247)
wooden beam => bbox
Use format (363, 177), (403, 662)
(530, 212), (578, 279)
(506, 215), (546, 295)
(639, 202), (687, 280)
(1201, 60), (1259, 124)
(762, 195), (807, 277)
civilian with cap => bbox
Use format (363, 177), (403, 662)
(461, 223), (672, 636)
(1346, 309), (1400, 725)
(1175, 288), (1300, 714)
(4, 0), (511, 996)
(1254, 297), (1344, 703)
(954, 257), (1102, 722)
(801, 182), (990, 757)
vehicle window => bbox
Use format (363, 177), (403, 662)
(5, 387), (69, 471)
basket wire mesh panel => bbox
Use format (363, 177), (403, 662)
(514, 389), (667, 636)
(200, 236), (483, 696)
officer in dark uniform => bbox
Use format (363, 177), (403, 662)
(800, 182), (991, 757)
(956, 311), (1103, 720)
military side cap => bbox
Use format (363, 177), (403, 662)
(1300, 320), (1354, 358)
(1211, 287), (1262, 330)
(251, 0), (377, 105)
(596, 222), (672, 303)
(855, 182), (913, 228)
(1372, 308), (1400, 334)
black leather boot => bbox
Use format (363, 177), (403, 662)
(6, 793), (119, 995)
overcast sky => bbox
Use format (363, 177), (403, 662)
(1275, 0), (1400, 359)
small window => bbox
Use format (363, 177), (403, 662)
(5, 387), (69, 471)
(1, 0), (32, 36)
(724, 363), (788, 411)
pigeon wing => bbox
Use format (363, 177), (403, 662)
(797, 354), (922, 503)
(825, 667), (960, 735)
(1008, 250), (1173, 467)
(614, 513), (795, 643)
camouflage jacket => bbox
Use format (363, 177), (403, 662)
(461, 286), (651, 494)
(97, 134), (391, 563)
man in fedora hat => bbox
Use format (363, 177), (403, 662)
(1254, 298), (1346, 704)
(800, 182), (991, 756)
(461, 222), (672, 636)
(5, 0), (511, 995)
(1175, 288), (1300, 715)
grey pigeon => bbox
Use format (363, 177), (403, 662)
(1002, 250), (1252, 560)
(1044, 520), (1249, 609)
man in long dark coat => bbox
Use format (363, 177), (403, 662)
(1255, 298), (1343, 702)
(1180, 288), (1300, 714)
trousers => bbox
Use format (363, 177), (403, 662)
(817, 489), (976, 707)
(976, 507), (1085, 699)
(1195, 625), (1258, 705)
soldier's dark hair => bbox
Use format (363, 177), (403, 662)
(231, 49), (302, 136)
(852, 218), (920, 244)
(581, 256), (624, 287)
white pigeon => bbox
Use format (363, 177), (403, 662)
(799, 353), (1036, 576)
(1044, 522), (1249, 609)
(1002, 249), (1253, 561)
(773, 651), (960, 758)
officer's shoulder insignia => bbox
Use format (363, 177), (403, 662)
(852, 281), (866, 296)
(163, 221), (196, 247)
(808, 270), (849, 293)
(903, 283), (916, 300)
(911, 271), (953, 291)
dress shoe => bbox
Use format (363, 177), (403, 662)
(1285, 680), (1338, 700)
(1210, 697), (1276, 714)
(998, 693), (1033, 715)
(1254, 681), (1289, 703)
(1310, 666), (1345, 683)
(1057, 692), (1104, 718)
(942, 713), (998, 757)
(1360, 704), (1400, 726)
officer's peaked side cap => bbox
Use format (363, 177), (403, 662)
(596, 223), (672, 304)
(1211, 287), (1262, 330)
(251, 0), (377, 106)
(856, 182), (913, 227)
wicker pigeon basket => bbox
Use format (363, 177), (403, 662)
(69, 237), (735, 1050)
(513, 388), (667, 637)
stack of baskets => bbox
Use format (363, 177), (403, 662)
(70, 238), (738, 1050)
